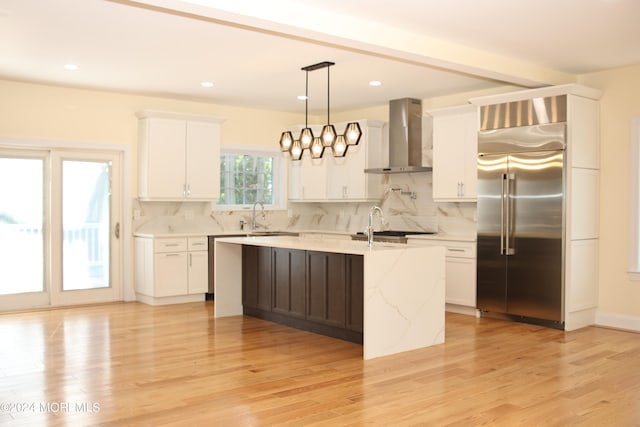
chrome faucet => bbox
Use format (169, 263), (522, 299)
(366, 205), (385, 247)
(252, 201), (265, 231)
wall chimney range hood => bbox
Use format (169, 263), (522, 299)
(365, 98), (431, 174)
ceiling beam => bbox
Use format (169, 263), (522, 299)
(122, 0), (576, 88)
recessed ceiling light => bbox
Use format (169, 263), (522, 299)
(369, 80), (382, 87)
(63, 64), (79, 71)
(201, 81), (214, 88)
(297, 95), (308, 100)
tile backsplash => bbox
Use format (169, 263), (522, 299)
(133, 172), (476, 238)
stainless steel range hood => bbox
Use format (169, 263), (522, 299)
(365, 98), (431, 174)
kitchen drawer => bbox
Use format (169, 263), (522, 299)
(188, 236), (207, 251)
(408, 238), (476, 258)
(154, 237), (187, 253)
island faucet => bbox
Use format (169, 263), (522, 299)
(366, 205), (385, 247)
(252, 201), (265, 231)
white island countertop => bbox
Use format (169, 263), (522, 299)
(214, 235), (446, 360)
(215, 234), (418, 255)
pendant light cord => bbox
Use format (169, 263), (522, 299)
(326, 65), (330, 125)
(305, 70), (309, 128)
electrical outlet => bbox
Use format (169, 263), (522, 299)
(184, 210), (194, 220)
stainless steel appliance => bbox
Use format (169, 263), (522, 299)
(364, 98), (431, 174)
(477, 95), (567, 327)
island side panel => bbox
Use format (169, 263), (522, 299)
(363, 246), (446, 360)
(214, 240), (243, 317)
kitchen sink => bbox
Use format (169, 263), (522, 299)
(247, 230), (299, 237)
(351, 230), (436, 244)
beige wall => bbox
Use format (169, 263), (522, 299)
(0, 78), (300, 168)
(580, 64), (640, 318)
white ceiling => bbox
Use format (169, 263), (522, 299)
(1, 0), (639, 115)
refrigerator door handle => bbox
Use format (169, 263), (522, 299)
(500, 173), (506, 255)
(505, 173), (515, 255)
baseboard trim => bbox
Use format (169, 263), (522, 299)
(445, 304), (478, 317)
(595, 311), (640, 333)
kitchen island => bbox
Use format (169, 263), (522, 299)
(214, 235), (445, 360)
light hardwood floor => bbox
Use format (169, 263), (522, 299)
(1, 301), (639, 426)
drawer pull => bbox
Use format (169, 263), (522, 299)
(165, 253), (181, 257)
(448, 248), (466, 252)
(164, 243), (180, 247)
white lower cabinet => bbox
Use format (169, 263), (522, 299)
(135, 236), (208, 305)
(408, 238), (476, 310)
(187, 238), (208, 294)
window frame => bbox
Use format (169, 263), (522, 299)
(629, 118), (640, 280)
(216, 144), (285, 211)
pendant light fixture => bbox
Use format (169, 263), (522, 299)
(280, 60), (361, 160)
(310, 136), (324, 159)
(331, 134), (347, 157)
(299, 68), (314, 151)
(319, 62), (337, 149)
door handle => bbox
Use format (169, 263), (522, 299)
(114, 222), (120, 239)
(500, 173), (506, 255)
(505, 173), (515, 255)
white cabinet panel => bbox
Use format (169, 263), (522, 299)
(137, 111), (223, 201)
(429, 105), (479, 202)
(570, 168), (600, 240)
(188, 250), (208, 294)
(139, 117), (186, 199)
(445, 257), (476, 307)
(155, 252), (188, 297)
(185, 121), (221, 200)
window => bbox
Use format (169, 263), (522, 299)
(217, 146), (283, 209)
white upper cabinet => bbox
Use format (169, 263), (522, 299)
(137, 110), (224, 201)
(428, 105), (479, 202)
(288, 120), (384, 202)
(287, 125), (327, 201)
(326, 120), (384, 201)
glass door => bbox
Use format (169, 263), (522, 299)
(0, 148), (122, 310)
(50, 151), (121, 306)
(0, 151), (49, 309)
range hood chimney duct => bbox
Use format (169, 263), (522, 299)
(365, 98), (431, 174)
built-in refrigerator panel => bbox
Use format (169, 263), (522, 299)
(477, 123), (566, 325)
(476, 153), (508, 313)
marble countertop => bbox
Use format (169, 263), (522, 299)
(134, 229), (476, 242)
(215, 235), (424, 256)
(134, 231), (249, 238)
(407, 234), (476, 242)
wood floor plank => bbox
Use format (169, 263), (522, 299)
(1, 301), (639, 426)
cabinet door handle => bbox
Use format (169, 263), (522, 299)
(189, 253), (192, 266)
(114, 222), (120, 239)
(186, 184), (191, 196)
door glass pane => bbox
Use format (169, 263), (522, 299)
(62, 160), (110, 291)
(0, 157), (44, 295)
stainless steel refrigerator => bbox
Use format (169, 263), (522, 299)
(477, 119), (566, 327)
